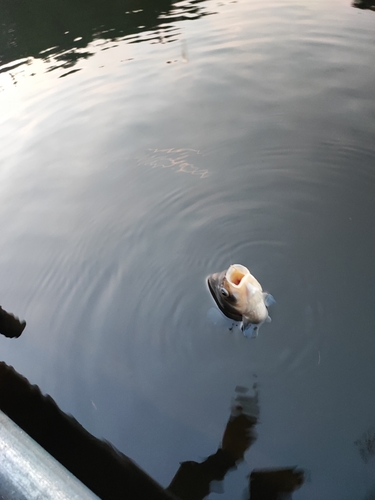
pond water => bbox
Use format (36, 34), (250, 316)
(1, 0), (375, 498)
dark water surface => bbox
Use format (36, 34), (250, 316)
(1, 0), (375, 498)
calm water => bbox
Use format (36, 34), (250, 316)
(1, 0), (375, 498)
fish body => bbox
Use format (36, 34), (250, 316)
(207, 264), (274, 337)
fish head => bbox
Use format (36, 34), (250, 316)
(207, 268), (243, 321)
(207, 264), (258, 321)
(208, 264), (275, 337)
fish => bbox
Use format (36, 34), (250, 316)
(207, 264), (275, 338)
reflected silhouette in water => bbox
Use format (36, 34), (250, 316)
(0, 361), (178, 500)
(167, 386), (258, 499)
(0, 0), (213, 71)
(249, 468), (304, 500)
(0, 319), (304, 499)
(352, 0), (375, 10)
(0, 312), (176, 499)
(167, 385), (305, 500)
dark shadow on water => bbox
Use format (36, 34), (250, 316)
(0, 313), (307, 499)
(0, 309), (176, 499)
(2, 0), (372, 73)
(355, 426), (375, 500)
(167, 386), (260, 499)
(167, 385), (305, 500)
(352, 0), (375, 10)
(5, 311), (375, 499)
(0, 362), (304, 498)
(355, 427), (375, 464)
(0, 0), (214, 71)
(0, 361), (178, 500)
(0, 306), (26, 338)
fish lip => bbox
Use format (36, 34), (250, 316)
(207, 273), (242, 322)
(225, 264), (250, 288)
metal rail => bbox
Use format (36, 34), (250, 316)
(0, 409), (99, 500)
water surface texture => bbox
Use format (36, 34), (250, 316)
(1, 0), (375, 498)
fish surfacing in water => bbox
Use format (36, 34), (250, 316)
(207, 264), (274, 337)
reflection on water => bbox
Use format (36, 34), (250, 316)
(352, 0), (375, 10)
(0, 0), (214, 75)
(356, 428), (375, 464)
(1, 0), (375, 498)
(0, 359), (175, 500)
(1, 0), (374, 82)
(168, 384), (305, 500)
(137, 148), (210, 178)
(0, 337), (305, 500)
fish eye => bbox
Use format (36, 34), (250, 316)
(220, 287), (229, 297)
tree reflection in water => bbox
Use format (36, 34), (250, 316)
(0, 0), (213, 72)
(352, 0), (375, 10)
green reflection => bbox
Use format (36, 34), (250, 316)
(0, 0), (213, 70)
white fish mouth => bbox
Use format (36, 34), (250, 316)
(225, 264), (250, 287)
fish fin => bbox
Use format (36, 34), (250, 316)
(263, 293), (275, 307)
(266, 315), (272, 323)
(241, 316), (252, 331)
(241, 317), (259, 338)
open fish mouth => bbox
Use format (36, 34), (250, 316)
(226, 264), (249, 286)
